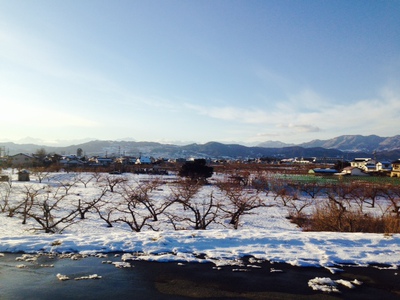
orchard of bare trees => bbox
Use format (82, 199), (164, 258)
(0, 168), (400, 235)
(0, 171), (268, 234)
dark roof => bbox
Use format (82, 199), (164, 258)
(312, 168), (338, 173)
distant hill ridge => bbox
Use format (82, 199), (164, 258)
(258, 135), (400, 152)
(1, 134), (400, 160)
(297, 134), (400, 152)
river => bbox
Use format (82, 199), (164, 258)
(0, 253), (398, 299)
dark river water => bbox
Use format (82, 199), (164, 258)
(0, 253), (399, 300)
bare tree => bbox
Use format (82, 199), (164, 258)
(217, 181), (265, 229)
(227, 171), (251, 187)
(91, 172), (103, 183)
(287, 197), (314, 219)
(325, 182), (354, 202)
(20, 185), (43, 224)
(270, 179), (299, 207)
(183, 192), (220, 230)
(93, 201), (116, 228)
(0, 181), (12, 213)
(252, 175), (270, 195)
(101, 175), (127, 193)
(168, 178), (202, 209)
(168, 180), (220, 230)
(31, 167), (50, 183)
(75, 187), (108, 219)
(381, 184), (400, 218)
(110, 178), (159, 232)
(274, 187), (298, 207)
(27, 187), (79, 233)
(348, 182), (371, 211)
(120, 178), (169, 222)
(3, 184), (44, 221)
(364, 183), (385, 208)
(75, 173), (94, 188)
(114, 199), (154, 232)
(298, 181), (324, 199)
(86, 184), (120, 228)
(318, 182), (375, 232)
(57, 179), (77, 195)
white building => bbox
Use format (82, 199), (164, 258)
(350, 158), (372, 170)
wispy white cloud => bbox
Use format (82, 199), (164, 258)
(184, 87), (330, 128)
(185, 83), (400, 144)
(184, 103), (271, 124)
(277, 123), (321, 133)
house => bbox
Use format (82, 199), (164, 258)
(365, 161), (377, 172)
(341, 166), (369, 176)
(390, 159), (400, 177)
(10, 153), (36, 167)
(376, 161), (392, 172)
(301, 157), (317, 163)
(59, 155), (84, 166)
(350, 158), (372, 171)
(363, 160), (392, 172)
(87, 157), (113, 166)
(135, 156), (153, 164)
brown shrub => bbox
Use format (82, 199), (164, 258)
(292, 200), (400, 233)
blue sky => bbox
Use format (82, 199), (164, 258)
(1, 0), (399, 146)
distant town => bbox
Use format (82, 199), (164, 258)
(2, 146), (400, 179)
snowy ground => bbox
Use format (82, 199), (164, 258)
(0, 170), (399, 272)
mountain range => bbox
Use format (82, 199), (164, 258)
(257, 134), (400, 152)
(1, 134), (400, 161)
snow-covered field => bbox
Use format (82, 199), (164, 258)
(0, 170), (399, 271)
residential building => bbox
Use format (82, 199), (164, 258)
(10, 153), (36, 167)
(135, 156), (153, 164)
(390, 160), (400, 177)
(362, 160), (391, 173)
(341, 166), (369, 176)
(350, 158), (372, 171)
(376, 161), (392, 172)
